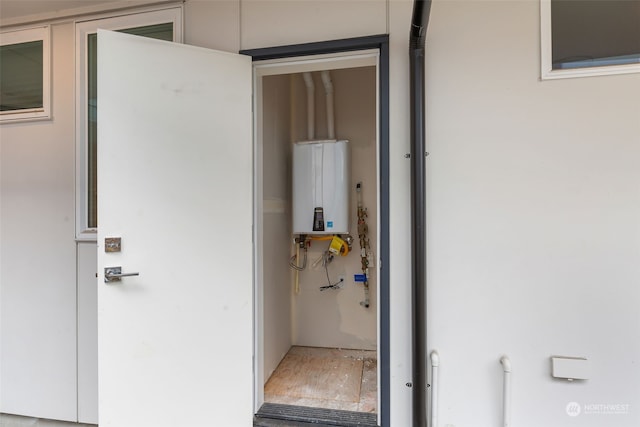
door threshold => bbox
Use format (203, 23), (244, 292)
(255, 403), (378, 427)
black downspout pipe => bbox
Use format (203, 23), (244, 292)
(410, 1), (431, 426)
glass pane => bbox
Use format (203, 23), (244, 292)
(87, 23), (173, 229)
(88, 33), (98, 228)
(551, 0), (640, 69)
(120, 23), (174, 40)
(0, 40), (44, 111)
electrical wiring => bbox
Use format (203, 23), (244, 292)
(320, 260), (343, 291)
(288, 235), (349, 291)
(318, 242), (343, 291)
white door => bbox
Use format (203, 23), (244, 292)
(96, 30), (253, 427)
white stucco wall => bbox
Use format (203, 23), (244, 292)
(1, 1), (638, 426)
(424, 1), (640, 427)
(0, 22), (78, 422)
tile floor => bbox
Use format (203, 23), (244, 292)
(264, 346), (377, 413)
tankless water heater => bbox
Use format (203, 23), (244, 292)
(292, 140), (349, 234)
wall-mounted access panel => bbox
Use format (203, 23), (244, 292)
(551, 356), (590, 380)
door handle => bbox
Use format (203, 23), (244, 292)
(104, 266), (140, 283)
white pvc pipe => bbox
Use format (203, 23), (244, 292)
(320, 70), (335, 140)
(500, 356), (512, 427)
(430, 350), (439, 427)
(302, 72), (315, 140)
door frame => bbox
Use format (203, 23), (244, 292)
(241, 34), (390, 426)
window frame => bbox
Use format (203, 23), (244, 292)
(540, 0), (640, 80)
(75, 6), (183, 240)
(0, 25), (51, 122)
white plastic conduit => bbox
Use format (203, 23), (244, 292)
(500, 355), (512, 427)
(430, 350), (439, 427)
(302, 72), (315, 140)
(320, 70), (335, 140)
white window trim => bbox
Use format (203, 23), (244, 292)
(0, 25), (51, 122)
(75, 6), (183, 240)
(540, 0), (640, 80)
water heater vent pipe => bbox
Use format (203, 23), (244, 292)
(302, 72), (315, 140)
(320, 70), (335, 139)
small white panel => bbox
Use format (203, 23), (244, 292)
(551, 356), (590, 380)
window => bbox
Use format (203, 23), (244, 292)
(0, 26), (50, 122)
(75, 7), (182, 239)
(541, 0), (640, 79)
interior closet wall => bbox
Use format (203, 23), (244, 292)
(291, 67), (378, 351)
(262, 74), (294, 380)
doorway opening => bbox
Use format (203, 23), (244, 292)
(247, 36), (389, 427)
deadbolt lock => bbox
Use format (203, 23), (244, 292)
(105, 237), (121, 253)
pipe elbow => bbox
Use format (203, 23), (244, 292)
(500, 355), (512, 373)
(430, 350), (440, 367)
(320, 70), (333, 94)
(409, 0), (432, 48)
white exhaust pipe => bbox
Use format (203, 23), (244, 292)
(302, 72), (315, 140)
(430, 350), (440, 427)
(320, 70), (335, 140)
(500, 355), (512, 427)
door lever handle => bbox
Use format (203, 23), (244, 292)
(104, 266), (140, 283)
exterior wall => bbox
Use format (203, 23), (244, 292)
(0, 22), (78, 421)
(0, 0), (638, 426)
(184, 0), (239, 52)
(424, 1), (640, 427)
(239, 0), (387, 50)
(76, 242), (98, 423)
(387, 2), (414, 423)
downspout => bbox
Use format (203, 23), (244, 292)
(410, 1), (432, 426)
